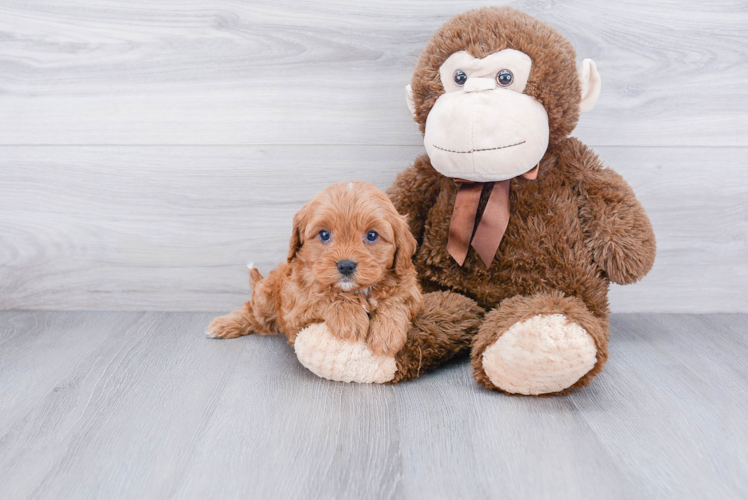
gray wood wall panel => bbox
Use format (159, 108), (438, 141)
(1, 145), (745, 312)
(0, 0), (746, 146)
(0, 0), (746, 311)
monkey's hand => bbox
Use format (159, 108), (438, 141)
(578, 159), (656, 285)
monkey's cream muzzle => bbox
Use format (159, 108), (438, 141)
(423, 85), (549, 183)
(404, 49), (601, 266)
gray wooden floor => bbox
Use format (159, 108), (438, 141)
(0, 312), (746, 499)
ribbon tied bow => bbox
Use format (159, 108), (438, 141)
(446, 163), (539, 267)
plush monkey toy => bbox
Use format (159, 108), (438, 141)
(384, 6), (656, 395)
(296, 7), (654, 395)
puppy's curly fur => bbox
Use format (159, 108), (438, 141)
(207, 182), (422, 357)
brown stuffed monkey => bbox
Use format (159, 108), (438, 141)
(385, 6), (656, 395)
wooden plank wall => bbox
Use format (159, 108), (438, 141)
(1, 0), (746, 312)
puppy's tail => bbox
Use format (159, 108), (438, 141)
(206, 263), (265, 339)
(247, 262), (264, 290)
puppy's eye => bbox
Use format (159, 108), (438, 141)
(365, 230), (379, 243)
(496, 69), (513, 87)
(453, 70), (467, 86)
(318, 230), (331, 243)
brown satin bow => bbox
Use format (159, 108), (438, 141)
(446, 163), (539, 267)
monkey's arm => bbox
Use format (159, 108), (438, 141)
(574, 146), (656, 285)
(386, 154), (443, 244)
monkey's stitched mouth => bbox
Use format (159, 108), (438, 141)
(432, 140), (526, 154)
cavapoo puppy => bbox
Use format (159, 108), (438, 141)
(207, 181), (421, 357)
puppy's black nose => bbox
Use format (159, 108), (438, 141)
(337, 260), (357, 277)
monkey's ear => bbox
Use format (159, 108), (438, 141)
(405, 84), (416, 118)
(578, 59), (601, 113)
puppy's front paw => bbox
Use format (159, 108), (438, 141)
(367, 317), (408, 357)
(367, 307), (410, 356)
(294, 323), (397, 384)
(325, 305), (369, 342)
(206, 309), (253, 339)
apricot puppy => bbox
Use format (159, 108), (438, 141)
(207, 182), (421, 357)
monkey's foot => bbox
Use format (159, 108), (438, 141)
(294, 323), (397, 383)
(472, 292), (610, 396)
(479, 313), (597, 395)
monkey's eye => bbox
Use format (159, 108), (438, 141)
(496, 69), (513, 87)
(318, 230), (331, 243)
(365, 230), (379, 243)
(453, 70), (467, 86)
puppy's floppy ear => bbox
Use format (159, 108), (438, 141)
(287, 202), (311, 262)
(391, 211), (418, 275)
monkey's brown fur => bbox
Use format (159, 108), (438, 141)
(393, 291), (484, 383)
(388, 7), (656, 394)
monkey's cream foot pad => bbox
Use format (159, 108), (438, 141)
(294, 323), (397, 383)
(482, 314), (597, 395)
